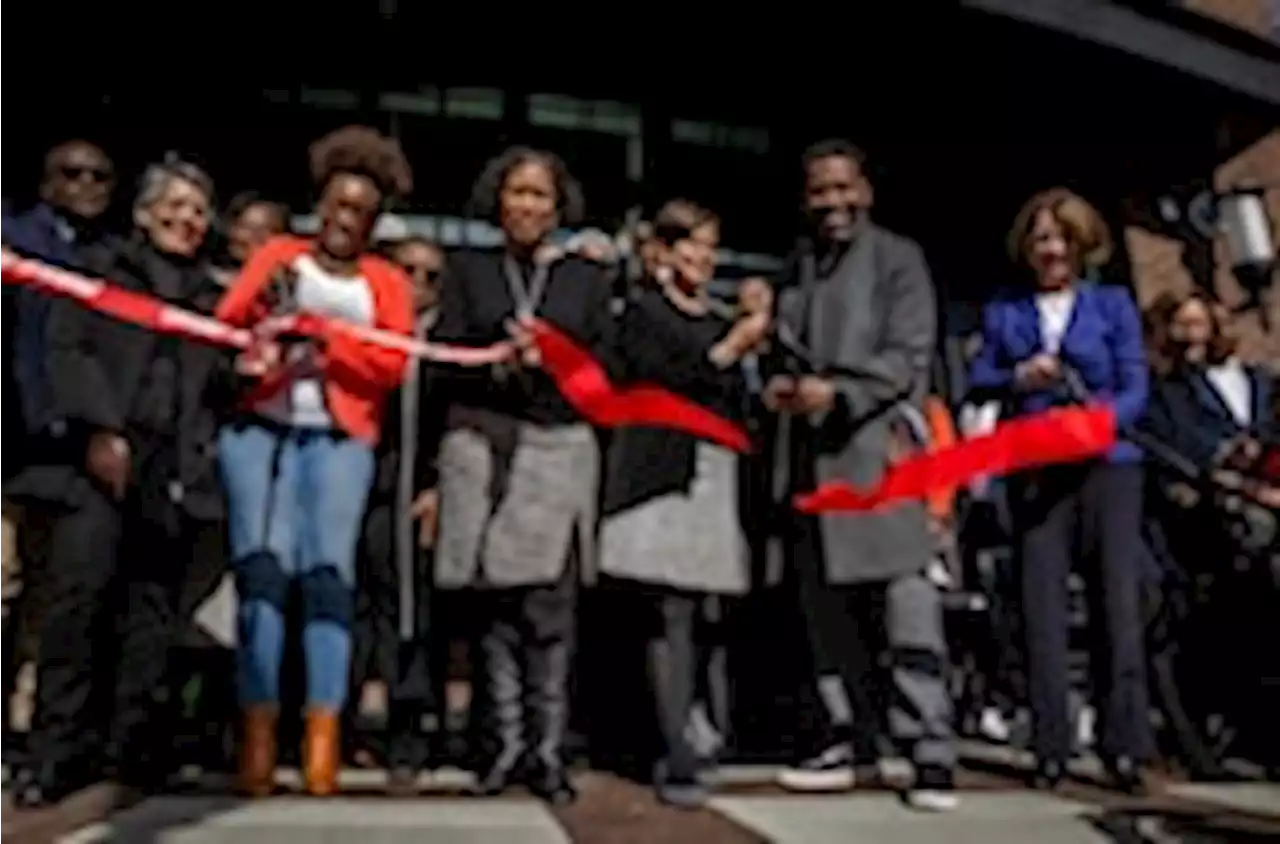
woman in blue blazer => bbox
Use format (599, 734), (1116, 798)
(969, 188), (1151, 792)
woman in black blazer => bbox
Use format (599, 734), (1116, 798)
(597, 199), (769, 807)
(428, 147), (614, 804)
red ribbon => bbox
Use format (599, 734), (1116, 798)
(0, 251), (752, 451)
(533, 321), (752, 453)
(794, 405), (1117, 514)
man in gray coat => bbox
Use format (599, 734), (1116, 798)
(765, 139), (957, 810)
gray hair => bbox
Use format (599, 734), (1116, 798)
(134, 154), (214, 217)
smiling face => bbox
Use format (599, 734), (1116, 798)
(666, 221), (720, 291)
(316, 172), (382, 262)
(137, 176), (211, 257)
(42, 141), (115, 221)
(1026, 208), (1077, 290)
(804, 154), (869, 244)
(499, 158), (559, 248)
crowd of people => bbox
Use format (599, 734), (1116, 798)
(1, 125), (1277, 815)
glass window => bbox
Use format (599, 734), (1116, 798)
(671, 118), (769, 154)
(529, 94), (641, 138)
(443, 87), (504, 121)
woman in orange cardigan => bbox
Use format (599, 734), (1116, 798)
(214, 126), (414, 796)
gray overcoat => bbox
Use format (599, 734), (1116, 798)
(768, 224), (938, 585)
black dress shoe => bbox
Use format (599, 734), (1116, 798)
(1029, 758), (1065, 790)
(526, 762), (576, 806)
(1104, 756), (1144, 794)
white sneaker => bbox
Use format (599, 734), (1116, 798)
(979, 707), (1011, 744)
(905, 789), (960, 812)
(1076, 705), (1096, 749)
(776, 744), (857, 792)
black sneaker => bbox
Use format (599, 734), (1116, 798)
(777, 743), (856, 792)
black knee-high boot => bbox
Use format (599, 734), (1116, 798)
(476, 619), (525, 795)
(525, 637), (576, 804)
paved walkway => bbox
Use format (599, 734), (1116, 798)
(48, 782), (1280, 844)
(60, 797), (571, 844)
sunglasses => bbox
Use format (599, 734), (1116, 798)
(59, 165), (114, 184)
(402, 264), (442, 283)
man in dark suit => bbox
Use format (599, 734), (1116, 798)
(2, 140), (116, 779)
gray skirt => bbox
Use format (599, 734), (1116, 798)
(435, 406), (598, 589)
(599, 443), (749, 595)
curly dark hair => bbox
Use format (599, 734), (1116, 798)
(309, 125), (413, 203)
(468, 146), (584, 227)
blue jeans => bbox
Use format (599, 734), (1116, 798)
(219, 421), (374, 709)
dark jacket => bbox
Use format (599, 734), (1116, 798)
(430, 249), (617, 426)
(8, 235), (233, 521)
(1143, 362), (1275, 473)
(601, 285), (746, 517)
(2, 204), (87, 470)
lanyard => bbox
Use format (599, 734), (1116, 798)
(503, 255), (552, 320)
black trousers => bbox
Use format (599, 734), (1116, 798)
(643, 589), (701, 782)
(26, 487), (120, 780)
(1011, 462), (1153, 763)
(353, 498), (439, 768)
(792, 517), (887, 762)
(27, 483), (209, 778)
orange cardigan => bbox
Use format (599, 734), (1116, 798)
(215, 235), (414, 443)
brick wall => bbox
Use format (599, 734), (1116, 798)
(1125, 2), (1280, 369)
(1184, 0), (1278, 40)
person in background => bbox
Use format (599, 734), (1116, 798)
(598, 199), (769, 807)
(968, 188), (1151, 793)
(6, 158), (230, 804)
(1141, 289), (1279, 777)
(429, 147), (612, 804)
(350, 235), (447, 790)
(1144, 290), (1278, 508)
(212, 191), (290, 286)
(215, 126), (415, 797)
(768, 139), (957, 811)
(3, 140), (117, 778)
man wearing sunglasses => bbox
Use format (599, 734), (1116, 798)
(4, 140), (116, 446)
(3, 140), (116, 798)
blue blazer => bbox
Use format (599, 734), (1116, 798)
(968, 281), (1149, 464)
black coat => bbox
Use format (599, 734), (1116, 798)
(8, 236), (234, 522)
(600, 285), (746, 517)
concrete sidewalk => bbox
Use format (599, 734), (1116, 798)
(59, 797), (571, 844)
(55, 788), (1280, 844)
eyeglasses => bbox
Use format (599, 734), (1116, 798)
(59, 165), (113, 184)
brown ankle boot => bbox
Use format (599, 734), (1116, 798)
(303, 709), (340, 796)
(238, 706), (278, 797)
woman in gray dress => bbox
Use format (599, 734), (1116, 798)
(428, 147), (614, 804)
(598, 199), (771, 807)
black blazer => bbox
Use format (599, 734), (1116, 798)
(10, 236), (233, 519)
(601, 285), (746, 516)
(1143, 362), (1275, 480)
(431, 249), (616, 426)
